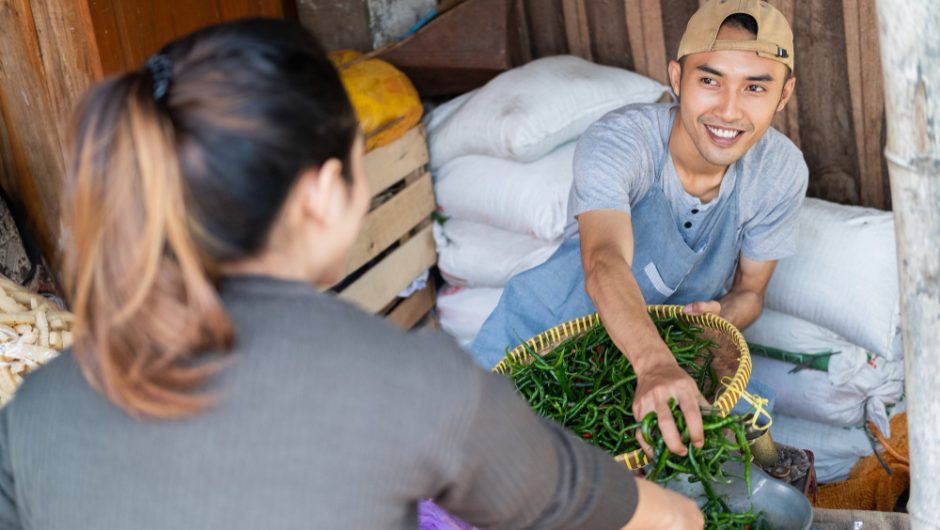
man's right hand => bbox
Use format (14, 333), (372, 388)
(632, 353), (708, 456)
(622, 478), (704, 530)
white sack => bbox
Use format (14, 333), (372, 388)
(770, 413), (874, 484)
(745, 309), (905, 393)
(426, 55), (669, 168)
(764, 198), (901, 360)
(751, 355), (901, 434)
(436, 284), (504, 346)
(433, 219), (560, 288)
(434, 142), (576, 240)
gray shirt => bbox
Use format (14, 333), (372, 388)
(0, 275), (636, 530)
(567, 103), (808, 262)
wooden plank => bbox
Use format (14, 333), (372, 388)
(858, 0), (887, 208)
(363, 126), (428, 197)
(624, 0), (669, 85)
(216, 0), (285, 20)
(339, 224), (436, 313)
(842, 0), (886, 209)
(0, 0), (77, 264)
(20, 0), (101, 258)
(87, 0), (286, 75)
(768, 0), (801, 147)
(562, 0), (592, 60)
(343, 171), (434, 276)
(512, 0), (534, 65)
(386, 278), (436, 329)
(794, 0), (862, 205)
(661, 0), (700, 62)
(584, 0), (632, 69)
(523, 0), (567, 57)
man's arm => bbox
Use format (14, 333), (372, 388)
(683, 254), (776, 329)
(719, 255), (776, 328)
(578, 209), (707, 455)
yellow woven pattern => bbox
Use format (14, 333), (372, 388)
(493, 305), (752, 470)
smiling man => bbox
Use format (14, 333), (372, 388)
(471, 0), (808, 455)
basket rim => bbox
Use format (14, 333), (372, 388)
(492, 304), (752, 469)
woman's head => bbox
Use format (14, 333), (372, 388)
(63, 19), (364, 418)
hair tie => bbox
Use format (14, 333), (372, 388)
(145, 54), (173, 101)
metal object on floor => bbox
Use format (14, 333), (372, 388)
(666, 461), (813, 530)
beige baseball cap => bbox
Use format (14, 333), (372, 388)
(677, 0), (794, 72)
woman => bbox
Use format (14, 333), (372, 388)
(0, 19), (702, 530)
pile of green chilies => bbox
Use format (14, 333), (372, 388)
(504, 316), (766, 530)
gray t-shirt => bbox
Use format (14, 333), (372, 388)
(0, 275), (636, 530)
(567, 103), (808, 262)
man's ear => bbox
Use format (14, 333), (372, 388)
(776, 75), (797, 112)
(667, 60), (682, 99)
(297, 158), (345, 226)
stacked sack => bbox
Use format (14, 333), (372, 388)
(427, 56), (669, 346)
(743, 198), (904, 483)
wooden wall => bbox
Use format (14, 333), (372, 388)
(519, 0), (889, 210)
(0, 0), (292, 266)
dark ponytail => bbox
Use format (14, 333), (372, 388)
(62, 19), (358, 418)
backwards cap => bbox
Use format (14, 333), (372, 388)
(677, 0), (794, 72)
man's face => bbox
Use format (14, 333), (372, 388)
(668, 25), (796, 170)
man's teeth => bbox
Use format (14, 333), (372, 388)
(707, 125), (740, 139)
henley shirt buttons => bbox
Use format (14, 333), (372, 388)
(691, 208), (699, 214)
(684, 221), (693, 229)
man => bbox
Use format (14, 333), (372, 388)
(471, 0), (808, 457)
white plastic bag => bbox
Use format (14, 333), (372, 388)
(436, 284), (504, 346)
(751, 355), (901, 434)
(433, 219), (560, 288)
(770, 413), (874, 484)
(426, 55), (668, 168)
(744, 309), (905, 394)
(764, 198), (901, 360)
(434, 142), (576, 241)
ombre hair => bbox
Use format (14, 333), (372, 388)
(61, 19), (358, 418)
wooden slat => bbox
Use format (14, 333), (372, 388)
(216, 0), (285, 20)
(386, 279), (437, 329)
(339, 224), (436, 314)
(794, 0), (862, 204)
(769, 0), (801, 147)
(512, 0), (534, 65)
(363, 126), (429, 198)
(624, 0), (669, 85)
(524, 0), (567, 57)
(561, 0), (592, 60)
(842, 0), (886, 209)
(584, 0), (633, 69)
(0, 0), (76, 264)
(343, 171), (434, 277)
(660, 0), (699, 62)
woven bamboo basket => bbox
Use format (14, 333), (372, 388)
(492, 304), (752, 470)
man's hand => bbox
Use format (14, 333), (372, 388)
(632, 353), (709, 456)
(682, 300), (721, 316)
(578, 210), (711, 457)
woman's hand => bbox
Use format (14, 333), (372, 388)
(622, 478), (704, 530)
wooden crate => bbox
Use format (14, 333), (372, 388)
(331, 126), (437, 329)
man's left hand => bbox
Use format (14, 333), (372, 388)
(682, 300), (721, 315)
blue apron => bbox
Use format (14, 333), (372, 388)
(471, 109), (743, 368)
